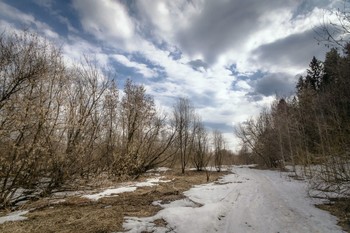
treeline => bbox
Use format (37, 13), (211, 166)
(0, 31), (230, 208)
(235, 44), (350, 196)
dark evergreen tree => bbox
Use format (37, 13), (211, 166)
(305, 56), (323, 91)
(322, 48), (340, 89)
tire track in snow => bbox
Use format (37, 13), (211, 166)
(218, 168), (344, 233)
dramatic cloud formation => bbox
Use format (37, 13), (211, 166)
(0, 0), (340, 150)
(248, 73), (297, 100)
(176, 0), (296, 64)
(252, 28), (330, 74)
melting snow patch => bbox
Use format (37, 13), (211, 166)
(52, 190), (85, 198)
(0, 210), (29, 224)
(83, 187), (137, 200)
(147, 167), (171, 173)
(83, 177), (171, 200)
(188, 165), (234, 172)
(123, 216), (170, 233)
(134, 177), (171, 187)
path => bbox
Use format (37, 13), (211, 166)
(215, 168), (343, 233)
(123, 167), (345, 233)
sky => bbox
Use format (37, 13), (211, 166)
(0, 0), (341, 151)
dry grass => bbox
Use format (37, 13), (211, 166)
(317, 198), (350, 233)
(0, 170), (227, 233)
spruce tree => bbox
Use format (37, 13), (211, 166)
(305, 56), (323, 91)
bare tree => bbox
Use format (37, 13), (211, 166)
(234, 118), (270, 167)
(315, 1), (350, 49)
(0, 30), (180, 208)
(213, 130), (225, 172)
(192, 118), (209, 171)
(100, 80), (120, 173)
(0, 31), (53, 110)
(117, 80), (176, 176)
(52, 58), (110, 185)
(236, 144), (253, 165)
(172, 97), (196, 174)
(234, 108), (283, 168)
(0, 30), (66, 207)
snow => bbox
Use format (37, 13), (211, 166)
(147, 167), (171, 173)
(152, 198), (201, 208)
(53, 190), (86, 198)
(83, 186), (137, 200)
(122, 167), (345, 233)
(83, 177), (171, 200)
(0, 210), (29, 224)
(285, 165), (350, 200)
(188, 165), (234, 172)
(134, 177), (171, 187)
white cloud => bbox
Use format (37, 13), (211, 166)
(33, 0), (53, 9)
(112, 54), (157, 78)
(135, 0), (200, 44)
(72, 0), (135, 49)
(0, 1), (36, 23)
(0, 1), (59, 40)
(235, 80), (251, 91)
(61, 35), (109, 68)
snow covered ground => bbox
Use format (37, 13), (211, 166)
(0, 167), (345, 232)
(123, 167), (345, 233)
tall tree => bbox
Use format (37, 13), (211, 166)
(119, 79), (156, 175)
(213, 130), (225, 172)
(192, 119), (209, 171)
(172, 97), (196, 174)
(0, 30), (66, 206)
(305, 56), (323, 91)
(322, 48), (340, 89)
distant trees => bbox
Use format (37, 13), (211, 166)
(235, 43), (350, 197)
(171, 98), (231, 173)
(236, 144), (254, 165)
(236, 3), (350, 182)
(234, 108), (282, 168)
